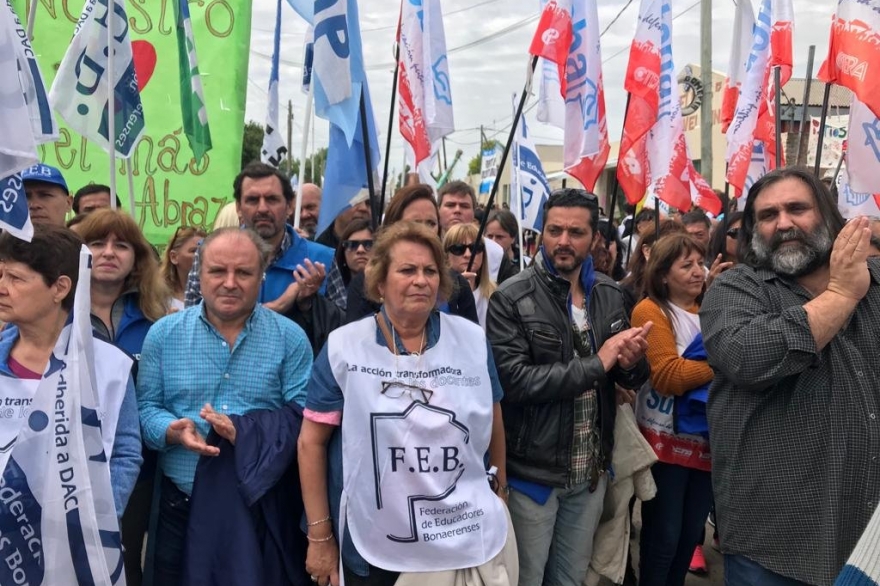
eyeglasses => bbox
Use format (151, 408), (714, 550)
(381, 381), (433, 404)
(446, 241), (485, 256)
(342, 239), (373, 251)
(726, 228), (740, 239)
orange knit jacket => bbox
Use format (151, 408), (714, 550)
(631, 298), (714, 397)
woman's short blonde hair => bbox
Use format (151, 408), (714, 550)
(364, 221), (453, 305)
(443, 223), (496, 299)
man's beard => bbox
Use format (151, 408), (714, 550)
(751, 224), (832, 277)
(548, 246), (587, 276)
(250, 215), (280, 240)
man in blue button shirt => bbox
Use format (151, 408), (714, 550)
(137, 227), (313, 584)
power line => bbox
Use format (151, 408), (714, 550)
(251, 12), (538, 70)
(253, 0), (505, 36)
(601, 0), (636, 37)
(602, 0), (701, 65)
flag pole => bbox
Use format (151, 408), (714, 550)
(813, 82), (833, 177)
(467, 55), (538, 273)
(654, 196), (660, 234)
(26, 0), (38, 40)
(380, 42), (400, 217)
(774, 65), (783, 169)
(107, 1), (117, 209)
(793, 45), (815, 166)
(125, 159), (136, 214)
(604, 95), (631, 243)
(360, 91), (379, 231)
(293, 81), (314, 230)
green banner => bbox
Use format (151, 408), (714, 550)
(13, 0), (252, 246)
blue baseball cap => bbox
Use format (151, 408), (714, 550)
(20, 163), (69, 194)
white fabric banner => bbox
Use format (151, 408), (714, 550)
(845, 97), (880, 194)
(807, 114), (848, 170)
(0, 247), (128, 585)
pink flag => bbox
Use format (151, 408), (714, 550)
(721, 0), (756, 133)
(818, 0), (880, 120)
(617, 0), (718, 213)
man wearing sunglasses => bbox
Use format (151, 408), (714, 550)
(486, 188), (651, 586)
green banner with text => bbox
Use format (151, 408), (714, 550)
(13, 0), (252, 247)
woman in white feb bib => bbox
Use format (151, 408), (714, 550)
(299, 222), (516, 586)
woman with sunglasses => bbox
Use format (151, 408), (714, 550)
(160, 225), (207, 311)
(443, 223), (496, 329)
(345, 185), (479, 325)
(299, 221), (515, 586)
(328, 220), (373, 311)
(706, 211), (744, 266)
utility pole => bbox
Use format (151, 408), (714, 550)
(287, 100), (294, 179)
(700, 0), (713, 187)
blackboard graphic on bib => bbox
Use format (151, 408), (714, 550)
(371, 401), (471, 543)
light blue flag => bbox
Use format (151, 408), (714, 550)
(317, 84), (380, 234)
(286, 0), (313, 24)
(312, 0), (369, 144)
(313, 0), (380, 233)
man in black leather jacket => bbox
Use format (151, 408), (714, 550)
(486, 188), (651, 586)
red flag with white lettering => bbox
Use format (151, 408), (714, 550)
(818, 0), (880, 120)
(529, 0), (573, 95)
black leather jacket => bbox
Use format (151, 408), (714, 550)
(486, 254), (649, 487)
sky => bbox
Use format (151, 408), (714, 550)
(245, 0), (838, 182)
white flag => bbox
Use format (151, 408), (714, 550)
(512, 113), (550, 232)
(261, 0), (288, 167)
(0, 4), (38, 178)
(3, 1), (58, 145)
(845, 97), (880, 195)
(398, 0), (454, 181)
(49, 0), (145, 158)
(838, 162), (880, 218)
(0, 246), (129, 585)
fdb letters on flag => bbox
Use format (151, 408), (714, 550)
(49, 0), (146, 158)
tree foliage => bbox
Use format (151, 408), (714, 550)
(241, 121), (264, 169)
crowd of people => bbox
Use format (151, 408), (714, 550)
(3, 160), (880, 586)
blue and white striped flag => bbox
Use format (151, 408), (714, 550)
(302, 25), (314, 93)
(49, 0), (146, 158)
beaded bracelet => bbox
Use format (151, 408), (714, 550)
(307, 516), (332, 527)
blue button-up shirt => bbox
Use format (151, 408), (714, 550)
(136, 302), (312, 495)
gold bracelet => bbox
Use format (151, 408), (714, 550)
(307, 516), (332, 527)
(306, 533), (335, 543)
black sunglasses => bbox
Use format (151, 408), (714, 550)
(726, 228), (740, 239)
(342, 239), (373, 251)
(446, 241), (485, 256)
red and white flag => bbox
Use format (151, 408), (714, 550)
(726, 0), (793, 193)
(721, 0), (756, 133)
(818, 0), (880, 120)
(398, 0), (454, 183)
(617, 0), (720, 214)
(529, 0), (608, 191)
(529, 0), (573, 94)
